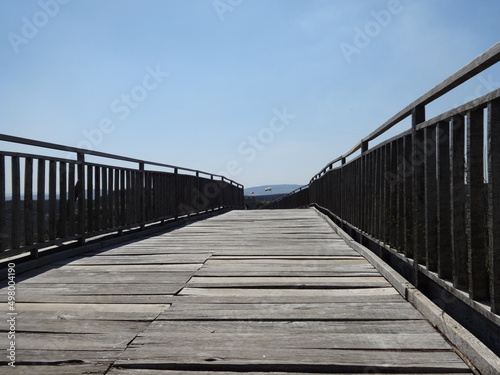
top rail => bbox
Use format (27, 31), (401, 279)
(0, 133), (242, 188)
(312, 42), (500, 182)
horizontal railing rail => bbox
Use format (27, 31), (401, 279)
(0, 134), (244, 261)
(263, 42), (500, 321)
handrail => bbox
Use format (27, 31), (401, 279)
(0, 134), (242, 188)
(312, 42), (500, 183)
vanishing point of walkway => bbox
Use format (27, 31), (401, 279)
(2, 209), (473, 374)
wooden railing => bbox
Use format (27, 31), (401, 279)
(0, 134), (244, 261)
(264, 43), (500, 320)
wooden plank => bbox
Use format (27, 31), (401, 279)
(186, 276), (390, 289)
(114, 347), (470, 373)
(488, 98), (500, 314)
(466, 108), (489, 301)
(450, 115), (468, 289)
(157, 302), (424, 321)
(60, 253), (211, 265)
(0, 364), (112, 375)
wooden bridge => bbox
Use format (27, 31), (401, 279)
(2, 44), (500, 374)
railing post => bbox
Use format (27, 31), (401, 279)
(77, 152), (86, 245)
(361, 140), (369, 153)
(488, 98), (500, 314)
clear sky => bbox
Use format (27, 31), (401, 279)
(1, 0), (500, 188)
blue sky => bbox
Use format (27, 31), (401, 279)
(1, 0), (500, 188)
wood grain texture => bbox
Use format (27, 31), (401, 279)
(1, 209), (472, 374)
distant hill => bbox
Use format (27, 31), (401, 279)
(244, 184), (303, 196)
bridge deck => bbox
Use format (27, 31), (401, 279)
(2, 209), (473, 374)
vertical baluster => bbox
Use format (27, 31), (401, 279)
(11, 157), (21, 249)
(467, 108), (488, 300)
(120, 169), (126, 226)
(94, 165), (101, 232)
(424, 126), (438, 272)
(86, 164), (94, 233)
(108, 167), (114, 228)
(101, 167), (108, 229)
(24, 157), (34, 249)
(37, 159), (45, 244)
(59, 161), (67, 238)
(403, 134), (413, 257)
(48, 160), (57, 240)
(488, 98), (500, 313)
(451, 115), (468, 289)
(68, 163), (75, 236)
(437, 121), (452, 279)
(77, 152), (85, 244)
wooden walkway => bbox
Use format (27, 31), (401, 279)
(1, 209), (473, 374)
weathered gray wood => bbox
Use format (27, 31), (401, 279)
(437, 121), (452, 279)
(488, 98), (500, 314)
(0, 364), (112, 375)
(450, 115), (468, 289)
(466, 108), (489, 300)
(114, 347), (470, 373)
(4, 209), (472, 374)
